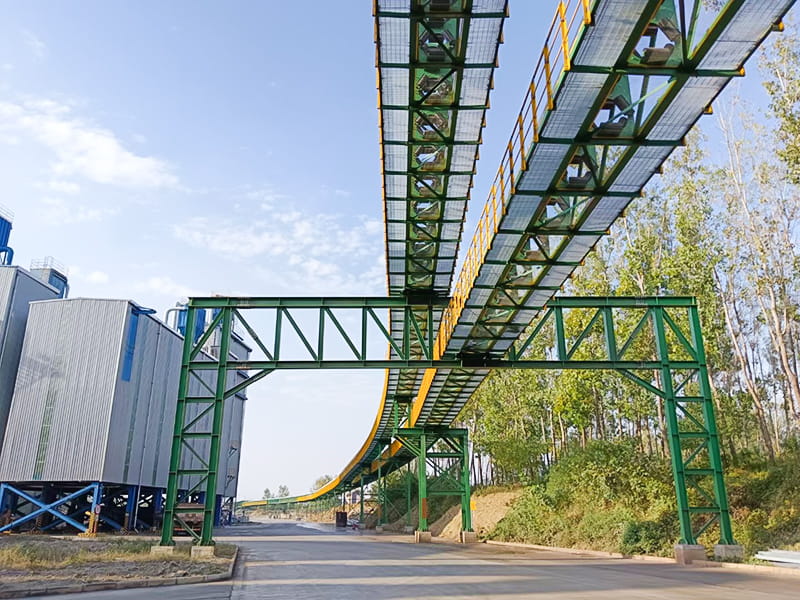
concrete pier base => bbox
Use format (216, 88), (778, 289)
(403, 525), (414, 534)
(414, 531), (432, 543)
(714, 544), (744, 562)
(460, 531), (478, 544)
(191, 545), (216, 558)
(375, 525), (384, 534)
(150, 545), (175, 556)
(674, 544), (706, 565)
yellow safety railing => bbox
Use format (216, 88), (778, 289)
(433, 0), (592, 359)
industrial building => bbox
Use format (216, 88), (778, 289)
(0, 206), (247, 534)
(0, 267), (64, 452)
(0, 297), (248, 533)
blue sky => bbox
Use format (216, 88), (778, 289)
(0, 2), (787, 500)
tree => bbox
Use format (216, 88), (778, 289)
(312, 475), (333, 491)
(262, 488), (272, 500)
(277, 485), (290, 497)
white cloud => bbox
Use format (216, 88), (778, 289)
(136, 276), (198, 299)
(85, 270), (110, 284)
(172, 206), (386, 295)
(0, 99), (177, 188)
(38, 180), (81, 195)
(242, 187), (286, 210)
(172, 211), (380, 261)
(22, 30), (46, 60)
(70, 266), (110, 284)
(39, 196), (117, 224)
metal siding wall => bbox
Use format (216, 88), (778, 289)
(217, 376), (235, 497)
(0, 300), (55, 480)
(229, 334), (251, 361)
(0, 269), (16, 344)
(103, 307), (160, 485)
(223, 373), (248, 497)
(0, 300), (124, 482)
(0, 268), (58, 450)
(40, 300), (124, 482)
(143, 325), (182, 489)
(178, 361), (215, 494)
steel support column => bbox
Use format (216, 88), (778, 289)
(406, 464), (413, 529)
(417, 432), (428, 532)
(359, 476), (365, 524)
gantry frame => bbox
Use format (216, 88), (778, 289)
(161, 295), (733, 547)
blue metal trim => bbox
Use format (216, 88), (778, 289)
(121, 306), (157, 381)
(121, 312), (140, 382)
(214, 494), (223, 527)
(0, 246), (13, 266)
(0, 482), (98, 533)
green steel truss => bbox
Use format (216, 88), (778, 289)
(376, 0), (508, 453)
(412, 0), (797, 428)
(376, 0), (507, 296)
(162, 295), (733, 546)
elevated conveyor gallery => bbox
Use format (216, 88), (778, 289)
(267, 0), (510, 504)
(188, 0), (796, 549)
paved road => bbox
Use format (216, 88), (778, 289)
(29, 521), (800, 599)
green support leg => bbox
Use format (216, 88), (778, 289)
(199, 309), (231, 546)
(660, 365), (695, 544)
(377, 466), (385, 527)
(460, 432), (473, 533)
(690, 307), (736, 546)
(359, 476), (364, 525)
(160, 307), (198, 546)
(405, 464), (412, 530)
(653, 305), (736, 551)
(417, 432), (428, 532)
(653, 307), (696, 544)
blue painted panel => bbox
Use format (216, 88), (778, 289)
(0, 218), (11, 249)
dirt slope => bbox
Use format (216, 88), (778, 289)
(431, 490), (522, 540)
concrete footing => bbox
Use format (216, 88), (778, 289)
(402, 525), (414, 534)
(714, 544), (744, 561)
(674, 544), (706, 565)
(414, 531), (432, 543)
(375, 525), (384, 534)
(191, 545), (216, 558)
(150, 545), (175, 556)
(460, 531), (478, 544)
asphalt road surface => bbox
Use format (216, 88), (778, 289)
(28, 521), (800, 599)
